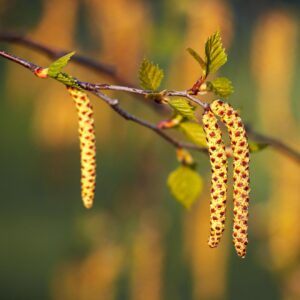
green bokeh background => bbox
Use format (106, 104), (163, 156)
(0, 0), (300, 299)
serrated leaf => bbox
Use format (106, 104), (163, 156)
(168, 98), (196, 121)
(167, 166), (203, 209)
(249, 142), (268, 153)
(208, 77), (234, 98)
(179, 122), (207, 147)
(205, 31), (227, 75)
(186, 47), (206, 70)
(48, 51), (76, 78)
(139, 58), (164, 91)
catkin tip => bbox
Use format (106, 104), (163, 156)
(211, 99), (250, 259)
(202, 108), (228, 249)
(84, 202), (93, 209)
(208, 237), (218, 248)
(67, 86), (97, 209)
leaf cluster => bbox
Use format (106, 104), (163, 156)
(42, 33), (267, 211)
(187, 31), (233, 98)
(47, 51), (80, 88)
(136, 31), (267, 209)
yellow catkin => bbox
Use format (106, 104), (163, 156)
(67, 86), (96, 209)
(202, 109), (228, 248)
(210, 100), (250, 258)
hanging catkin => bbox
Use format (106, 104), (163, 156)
(202, 109), (228, 248)
(210, 100), (250, 258)
(67, 86), (96, 209)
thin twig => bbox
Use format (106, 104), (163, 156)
(83, 83), (208, 109)
(0, 36), (300, 165)
(94, 90), (206, 151)
(0, 49), (207, 154)
(0, 50), (39, 72)
(185, 92), (209, 109)
(0, 32), (137, 88)
(247, 127), (300, 165)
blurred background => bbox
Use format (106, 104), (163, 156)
(0, 0), (300, 299)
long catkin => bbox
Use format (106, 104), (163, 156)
(67, 87), (96, 209)
(210, 100), (250, 258)
(202, 109), (228, 248)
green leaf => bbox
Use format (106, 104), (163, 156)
(208, 77), (234, 98)
(205, 31), (227, 75)
(48, 51), (76, 78)
(168, 98), (196, 121)
(186, 47), (206, 70)
(54, 72), (81, 88)
(249, 142), (269, 153)
(179, 122), (207, 147)
(139, 58), (164, 91)
(167, 165), (203, 209)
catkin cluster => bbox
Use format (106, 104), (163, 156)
(67, 87), (96, 209)
(203, 100), (250, 258)
(202, 110), (228, 248)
